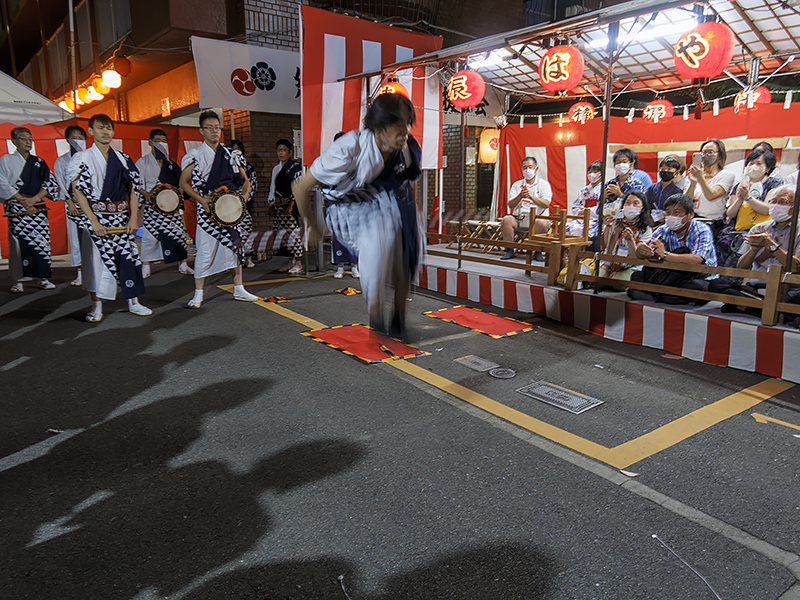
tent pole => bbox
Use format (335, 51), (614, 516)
(594, 20), (619, 294)
(459, 107), (465, 270)
(68, 0), (77, 112)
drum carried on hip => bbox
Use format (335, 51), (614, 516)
(208, 187), (246, 227)
(149, 183), (183, 215)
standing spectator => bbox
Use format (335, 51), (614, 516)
(645, 155), (683, 225)
(716, 149), (782, 268)
(500, 156), (552, 261)
(686, 138), (735, 237)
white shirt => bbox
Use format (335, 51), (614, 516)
(691, 169), (735, 221)
(738, 218), (800, 274)
(54, 152), (74, 201)
(508, 176), (552, 217)
(135, 152), (161, 194)
(181, 142), (216, 182)
(0, 151), (26, 201)
(310, 130), (390, 199)
(268, 161), (284, 201)
(785, 170), (798, 189)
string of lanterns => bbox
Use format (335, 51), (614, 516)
(58, 56), (132, 113)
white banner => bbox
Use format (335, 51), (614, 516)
(191, 37), (300, 114)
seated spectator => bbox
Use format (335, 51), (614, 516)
(685, 138), (735, 237)
(592, 148), (652, 248)
(646, 155), (684, 225)
(500, 156), (552, 261)
(628, 193), (718, 305)
(716, 149), (782, 268)
(598, 190), (654, 289)
(567, 160), (602, 237)
(709, 184), (800, 314)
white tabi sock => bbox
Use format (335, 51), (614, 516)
(233, 285), (259, 301)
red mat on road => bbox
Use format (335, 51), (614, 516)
(424, 306), (533, 338)
(302, 324), (428, 363)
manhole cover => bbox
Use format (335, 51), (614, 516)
(516, 381), (603, 414)
(455, 355), (500, 372)
(489, 368), (516, 379)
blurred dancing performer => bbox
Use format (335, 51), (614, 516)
(294, 93), (421, 338)
(179, 110), (257, 308)
(54, 125), (88, 286)
(331, 131), (359, 280)
(0, 127), (60, 293)
(268, 138), (304, 274)
(68, 114), (151, 322)
(136, 128), (192, 277)
(229, 139), (258, 268)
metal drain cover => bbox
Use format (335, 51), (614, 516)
(455, 355), (500, 372)
(516, 381), (603, 414)
(489, 368), (516, 379)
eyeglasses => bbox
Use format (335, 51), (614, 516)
(202, 126), (222, 132)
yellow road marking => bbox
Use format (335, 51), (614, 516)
(751, 412), (800, 432)
(220, 285), (795, 469)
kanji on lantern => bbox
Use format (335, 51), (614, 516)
(479, 128), (501, 164)
(447, 70), (486, 109)
(642, 100), (674, 124)
(538, 45), (584, 94)
(568, 101), (596, 124)
(378, 79), (410, 99)
(674, 22), (735, 81)
(734, 86), (772, 113)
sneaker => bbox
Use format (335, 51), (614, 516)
(10, 283), (24, 293)
(40, 279), (56, 290)
(351, 265), (360, 278)
(244, 257), (256, 268)
(178, 263), (194, 275)
(334, 266), (345, 279)
(142, 265), (151, 279)
(500, 250), (515, 260)
(288, 263), (303, 275)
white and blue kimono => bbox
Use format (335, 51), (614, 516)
(310, 131), (422, 313)
(0, 151), (59, 281)
(181, 142), (245, 278)
(136, 142), (187, 264)
(54, 139), (87, 268)
(68, 145), (145, 301)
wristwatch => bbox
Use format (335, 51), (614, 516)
(769, 243), (779, 253)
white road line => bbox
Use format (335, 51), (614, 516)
(0, 356), (31, 371)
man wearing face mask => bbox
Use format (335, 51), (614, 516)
(709, 185), (800, 312)
(645, 156), (683, 224)
(500, 157), (552, 261)
(54, 125), (88, 286)
(629, 194), (717, 304)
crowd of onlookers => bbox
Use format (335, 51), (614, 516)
(500, 140), (800, 321)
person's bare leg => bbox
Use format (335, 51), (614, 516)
(500, 215), (517, 259)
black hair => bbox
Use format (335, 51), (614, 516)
(64, 125), (87, 140)
(199, 110), (221, 127)
(659, 156), (682, 173)
(587, 160), (602, 172)
(744, 149), (776, 174)
(700, 138), (727, 168)
(664, 193), (694, 215)
(229, 139), (245, 153)
(333, 131), (346, 141)
(149, 128), (168, 141)
(613, 148), (638, 169)
(275, 138), (293, 151)
(88, 114), (114, 130)
(751, 141), (774, 154)
(10, 127), (32, 139)
(621, 190), (654, 233)
(521, 156), (537, 167)
(364, 93), (415, 132)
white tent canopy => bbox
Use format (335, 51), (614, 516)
(0, 70), (72, 126)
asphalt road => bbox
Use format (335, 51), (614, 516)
(1, 257), (799, 600)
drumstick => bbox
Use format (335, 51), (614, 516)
(103, 227), (131, 234)
(4, 207), (48, 218)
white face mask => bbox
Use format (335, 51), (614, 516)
(746, 164), (766, 180)
(665, 215), (685, 231)
(587, 172), (601, 184)
(622, 205), (642, 220)
(769, 204), (792, 223)
(523, 168), (537, 180)
(614, 162), (631, 176)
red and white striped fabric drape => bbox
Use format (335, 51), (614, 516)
(301, 5), (443, 169)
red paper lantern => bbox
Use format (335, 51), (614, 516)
(77, 88), (91, 104)
(114, 56), (132, 76)
(734, 86), (772, 113)
(568, 101), (596, 124)
(538, 45), (584, 95)
(447, 70), (485, 109)
(378, 79), (410, 99)
(674, 22), (735, 81)
(642, 99), (674, 123)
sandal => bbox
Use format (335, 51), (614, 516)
(86, 309), (103, 323)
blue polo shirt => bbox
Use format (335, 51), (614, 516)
(646, 180), (683, 212)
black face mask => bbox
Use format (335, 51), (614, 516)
(659, 171), (675, 182)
